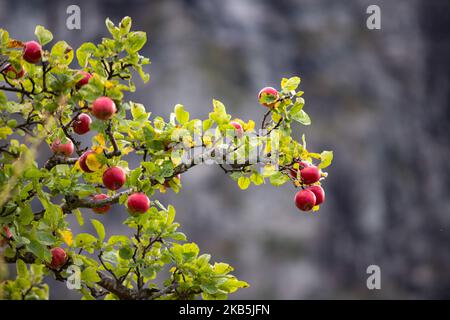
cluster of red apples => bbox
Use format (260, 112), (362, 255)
(258, 86), (327, 212)
(49, 78), (152, 217)
(48, 81), (150, 218)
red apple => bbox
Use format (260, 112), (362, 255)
(49, 247), (68, 269)
(258, 86), (279, 108)
(76, 71), (92, 89)
(294, 189), (316, 211)
(289, 161), (312, 179)
(300, 165), (321, 185)
(23, 41), (42, 64)
(0, 226), (12, 246)
(79, 150), (96, 173)
(2, 64), (25, 79)
(230, 121), (244, 138)
(307, 185), (325, 206)
(72, 113), (92, 135)
(91, 96), (116, 120)
(102, 166), (126, 190)
(127, 193), (150, 215)
(92, 194), (111, 214)
(51, 139), (74, 156)
(1, 226), (12, 239)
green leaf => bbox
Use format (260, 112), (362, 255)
(0, 91), (7, 106)
(118, 246), (133, 260)
(119, 16), (132, 35)
(16, 259), (29, 278)
(126, 31), (147, 53)
(105, 18), (119, 38)
(213, 262), (233, 275)
(51, 41), (73, 65)
(107, 235), (131, 246)
(282, 76), (301, 91)
(91, 219), (106, 243)
(0, 126), (13, 139)
(250, 172), (264, 186)
(19, 205), (34, 225)
(221, 278), (249, 293)
(73, 209), (84, 226)
(134, 63), (150, 83)
(237, 176), (251, 190)
(200, 282), (219, 295)
(23, 167), (44, 179)
(80, 287), (96, 300)
(202, 119), (214, 131)
(75, 233), (98, 249)
(181, 243), (199, 261)
(169, 232), (187, 241)
(81, 266), (101, 283)
(174, 104), (189, 125)
(76, 42), (97, 68)
(269, 172), (290, 186)
(209, 99), (231, 125)
(319, 151), (333, 169)
(34, 25), (53, 46)
(35, 231), (56, 246)
(27, 240), (51, 263)
(0, 28), (9, 46)
(141, 267), (156, 279)
(167, 205), (176, 225)
(128, 167), (142, 186)
(130, 102), (148, 121)
(291, 109), (311, 125)
(289, 98), (304, 114)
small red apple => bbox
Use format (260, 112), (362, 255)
(300, 165), (321, 185)
(127, 193), (150, 215)
(289, 161), (312, 179)
(2, 64), (25, 79)
(0, 226), (12, 246)
(102, 166), (126, 190)
(2, 226), (12, 239)
(307, 185), (325, 206)
(51, 139), (74, 156)
(230, 121), (244, 138)
(23, 41), (42, 64)
(79, 150), (96, 173)
(49, 247), (68, 269)
(72, 113), (92, 135)
(294, 189), (316, 211)
(76, 71), (92, 89)
(258, 87), (279, 108)
(92, 194), (111, 214)
(91, 96), (116, 120)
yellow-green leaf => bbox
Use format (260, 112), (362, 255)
(319, 151), (333, 169)
(237, 176), (251, 190)
(91, 219), (105, 243)
(34, 25), (53, 46)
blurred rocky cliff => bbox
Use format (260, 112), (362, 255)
(1, 0), (449, 299)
